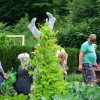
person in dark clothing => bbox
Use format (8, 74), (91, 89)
(96, 52), (100, 66)
(93, 44), (100, 67)
(14, 53), (33, 95)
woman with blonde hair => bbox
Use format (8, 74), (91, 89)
(58, 50), (68, 79)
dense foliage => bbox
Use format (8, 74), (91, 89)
(65, 73), (83, 82)
(1, 0), (100, 49)
(0, 16), (38, 46)
(0, 0), (62, 24)
(0, 1), (100, 99)
(31, 24), (68, 99)
(0, 45), (34, 72)
(0, 71), (17, 96)
(0, 45), (79, 74)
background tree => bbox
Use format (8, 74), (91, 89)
(56, 0), (100, 49)
(0, 0), (100, 49)
(0, 0), (61, 24)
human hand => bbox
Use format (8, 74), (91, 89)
(63, 71), (67, 76)
(3, 75), (8, 80)
(95, 63), (99, 69)
(34, 36), (39, 39)
(78, 65), (82, 71)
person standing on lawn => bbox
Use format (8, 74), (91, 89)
(93, 44), (100, 68)
(14, 53), (33, 95)
(55, 40), (68, 79)
(0, 61), (7, 86)
(78, 34), (97, 86)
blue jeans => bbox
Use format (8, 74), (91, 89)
(0, 76), (3, 88)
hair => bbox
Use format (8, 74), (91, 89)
(88, 34), (96, 40)
(58, 51), (68, 64)
(18, 53), (30, 64)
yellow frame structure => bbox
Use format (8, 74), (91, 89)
(6, 35), (25, 46)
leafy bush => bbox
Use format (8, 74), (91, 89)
(0, 34), (7, 47)
(11, 15), (38, 46)
(0, 45), (34, 72)
(0, 94), (27, 100)
(53, 93), (76, 100)
(56, 21), (89, 48)
(0, 22), (12, 34)
(0, 70), (17, 96)
(65, 73), (83, 82)
(0, 15), (38, 47)
(0, 45), (80, 73)
(68, 82), (100, 100)
(65, 47), (79, 74)
(88, 17), (100, 46)
(31, 24), (68, 99)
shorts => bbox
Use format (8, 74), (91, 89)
(82, 63), (96, 84)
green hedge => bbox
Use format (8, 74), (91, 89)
(65, 73), (83, 82)
(0, 46), (79, 73)
(0, 46), (34, 72)
(65, 47), (79, 74)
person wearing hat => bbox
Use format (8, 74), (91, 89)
(14, 53), (33, 95)
(78, 34), (97, 86)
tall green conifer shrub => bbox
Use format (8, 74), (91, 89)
(31, 24), (68, 99)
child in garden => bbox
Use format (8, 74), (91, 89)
(14, 53), (33, 95)
(55, 40), (68, 79)
(58, 50), (68, 79)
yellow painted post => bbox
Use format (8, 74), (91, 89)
(6, 35), (25, 46)
(22, 35), (25, 46)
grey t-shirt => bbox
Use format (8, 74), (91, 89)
(0, 61), (3, 72)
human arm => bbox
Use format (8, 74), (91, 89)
(0, 70), (7, 80)
(95, 63), (99, 68)
(78, 51), (84, 71)
(0, 63), (7, 80)
(93, 63), (99, 71)
(63, 70), (67, 76)
(60, 60), (67, 76)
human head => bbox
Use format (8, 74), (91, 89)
(18, 53), (30, 64)
(58, 51), (68, 63)
(88, 34), (96, 44)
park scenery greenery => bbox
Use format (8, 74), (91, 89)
(0, 24), (100, 100)
(30, 24), (68, 99)
(0, 0), (100, 100)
